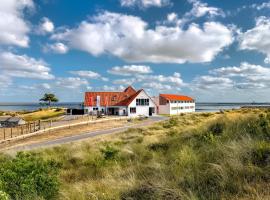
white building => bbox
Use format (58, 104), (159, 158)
(84, 86), (157, 117)
(154, 94), (195, 115)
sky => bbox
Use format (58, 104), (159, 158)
(1, 0), (270, 103)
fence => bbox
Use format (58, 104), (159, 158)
(0, 115), (130, 143)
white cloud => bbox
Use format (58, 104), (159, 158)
(195, 62), (270, 91)
(186, 0), (225, 19)
(0, 51), (54, 80)
(0, 75), (12, 87)
(41, 83), (51, 90)
(113, 78), (136, 85)
(37, 17), (54, 35)
(239, 17), (270, 63)
(193, 75), (233, 90)
(56, 77), (89, 89)
(210, 62), (270, 77)
(70, 70), (108, 81)
(142, 82), (172, 90)
(44, 42), (68, 54)
(52, 11), (233, 64)
(251, 2), (270, 10)
(120, 0), (170, 8)
(0, 0), (34, 47)
(108, 65), (152, 76)
(137, 72), (185, 87)
(99, 85), (125, 91)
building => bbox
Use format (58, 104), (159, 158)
(0, 116), (26, 127)
(154, 94), (195, 115)
(84, 86), (157, 117)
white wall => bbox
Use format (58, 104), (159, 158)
(169, 102), (195, 115)
(128, 90), (157, 117)
(157, 101), (196, 115)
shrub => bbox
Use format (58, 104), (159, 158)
(100, 145), (119, 160)
(0, 191), (9, 200)
(148, 142), (169, 152)
(251, 141), (270, 167)
(163, 118), (178, 128)
(208, 121), (225, 136)
(0, 152), (60, 200)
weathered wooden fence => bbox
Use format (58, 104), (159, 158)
(0, 115), (130, 142)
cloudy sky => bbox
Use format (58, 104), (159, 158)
(1, 0), (270, 102)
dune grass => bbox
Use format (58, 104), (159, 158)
(1, 109), (269, 199)
(20, 108), (65, 122)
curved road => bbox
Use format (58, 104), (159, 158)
(4, 116), (168, 152)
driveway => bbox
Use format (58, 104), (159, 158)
(4, 116), (168, 152)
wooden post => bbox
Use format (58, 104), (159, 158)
(3, 128), (5, 140)
(21, 126), (23, 135)
(50, 120), (52, 128)
(27, 123), (30, 134)
(11, 128), (13, 138)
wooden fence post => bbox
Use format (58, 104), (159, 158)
(21, 126), (23, 135)
(11, 128), (13, 138)
(3, 128), (5, 140)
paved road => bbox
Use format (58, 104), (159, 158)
(4, 116), (168, 152)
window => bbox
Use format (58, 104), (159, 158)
(136, 99), (149, 106)
(93, 107), (98, 111)
(130, 107), (136, 113)
(112, 96), (116, 101)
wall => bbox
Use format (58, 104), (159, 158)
(169, 102), (196, 115)
(128, 90), (157, 117)
(157, 101), (196, 115)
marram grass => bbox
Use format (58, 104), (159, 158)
(2, 109), (270, 200)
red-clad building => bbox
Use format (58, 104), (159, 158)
(84, 86), (157, 117)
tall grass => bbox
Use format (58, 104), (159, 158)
(3, 109), (269, 200)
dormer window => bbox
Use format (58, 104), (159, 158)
(112, 96), (117, 101)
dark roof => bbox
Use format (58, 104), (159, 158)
(0, 116), (24, 123)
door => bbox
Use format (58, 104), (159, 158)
(149, 107), (154, 116)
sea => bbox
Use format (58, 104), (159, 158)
(0, 102), (270, 112)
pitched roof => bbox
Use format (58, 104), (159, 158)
(160, 94), (194, 101)
(0, 116), (24, 123)
(84, 86), (139, 107)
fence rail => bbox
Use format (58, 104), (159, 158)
(0, 115), (130, 143)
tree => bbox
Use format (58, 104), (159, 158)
(40, 93), (59, 107)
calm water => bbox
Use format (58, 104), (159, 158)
(0, 102), (270, 112)
(0, 103), (83, 111)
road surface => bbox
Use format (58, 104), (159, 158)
(4, 116), (168, 152)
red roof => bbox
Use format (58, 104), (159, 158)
(84, 86), (140, 107)
(160, 94), (194, 101)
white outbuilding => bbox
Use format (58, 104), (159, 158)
(154, 94), (195, 115)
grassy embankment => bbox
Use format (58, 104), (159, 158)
(0, 108), (65, 122)
(0, 109), (270, 200)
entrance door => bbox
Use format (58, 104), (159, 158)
(149, 107), (154, 116)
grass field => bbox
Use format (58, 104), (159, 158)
(0, 109), (269, 200)
(20, 108), (65, 122)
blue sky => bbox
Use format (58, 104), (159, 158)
(1, 0), (270, 102)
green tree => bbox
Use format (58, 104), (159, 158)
(0, 152), (60, 200)
(40, 93), (59, 107)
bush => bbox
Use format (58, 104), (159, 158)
(101, 145), (119, 160)
(251, 141), (270, 167)
(0, 152), (60, 200)
(148, 142), (169, 152)
(163, 118), (178, 128)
